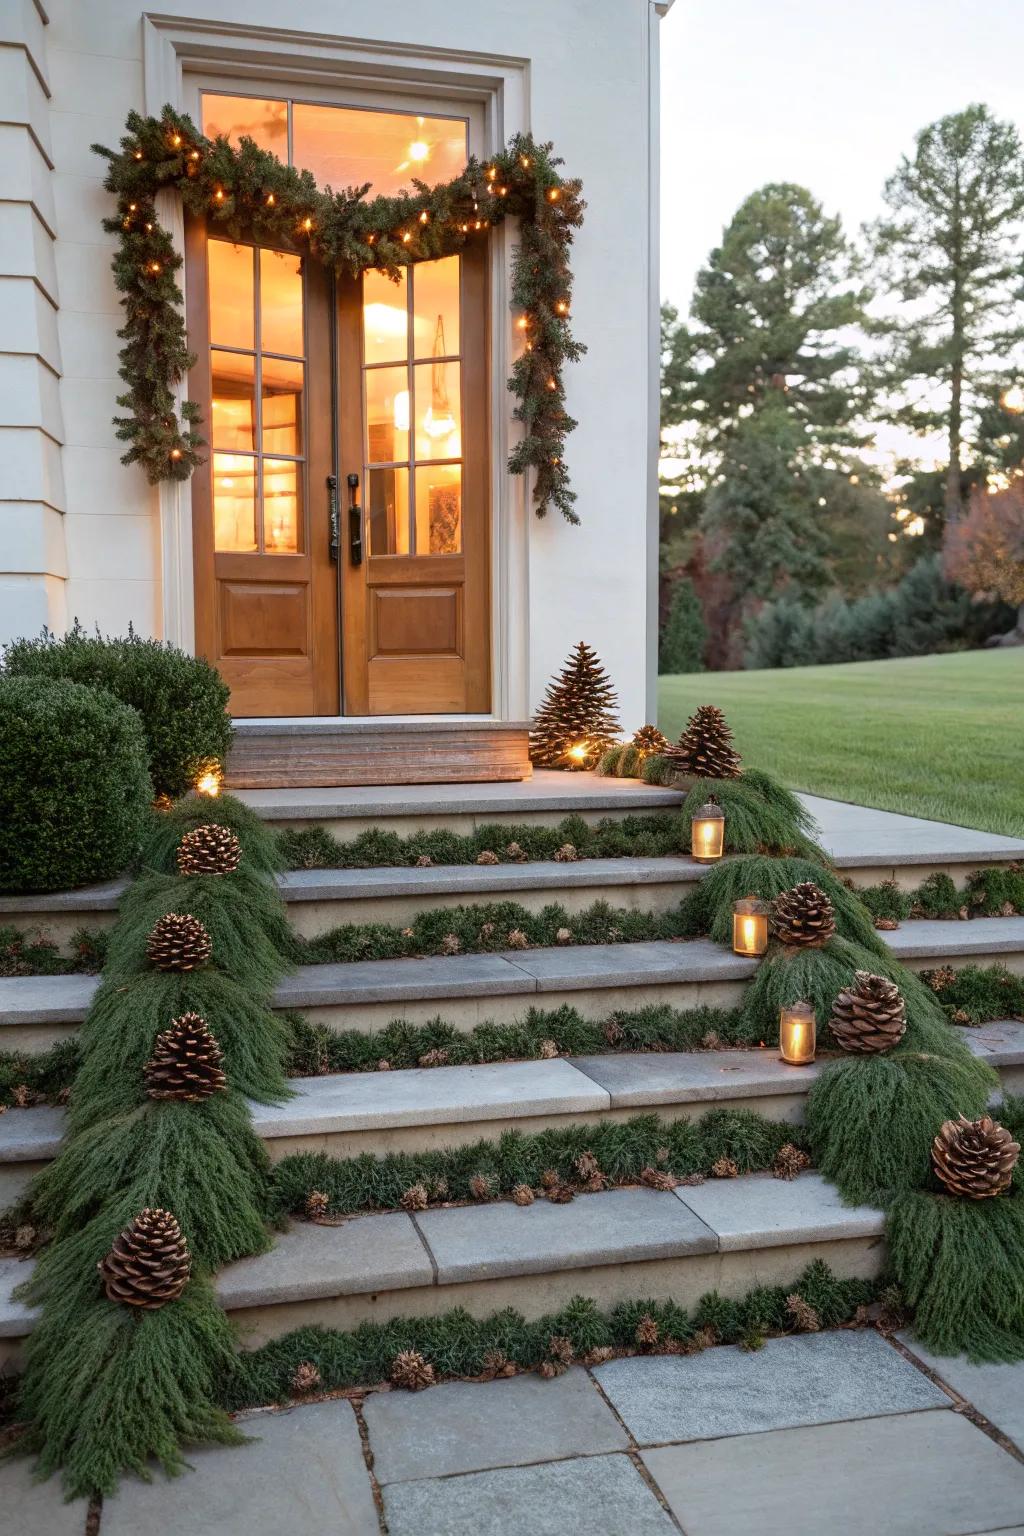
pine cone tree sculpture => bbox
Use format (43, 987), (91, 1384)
(176, 823), (242, 877)
(770, 883), (836, 948)
(664, 705), (741, 780)
(632, 724), (668, 758)
(529, 641), (622, 770)
(830, 971), (907, 1054)
(932, 1115), (1020, 1199)
(98, 1208), (191, 1309)
(145, 912), (212, 971)
(144, 1012), (226, 1101)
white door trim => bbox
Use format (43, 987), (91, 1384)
(141, 14), (530, 720)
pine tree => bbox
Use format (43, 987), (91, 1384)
(870, 105), (1024, 525)
(529, 642), (622, 770)
(659, 578), (707, 674)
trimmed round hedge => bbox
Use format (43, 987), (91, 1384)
(0, 675), (151, 892)
(4, 625), (232, 798)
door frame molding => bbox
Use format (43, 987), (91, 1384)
(142, 14), (531, 720)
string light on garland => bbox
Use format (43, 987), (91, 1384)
(94, 106), (586, 519)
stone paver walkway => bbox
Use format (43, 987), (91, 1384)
(7, 1328), (1023, 1534)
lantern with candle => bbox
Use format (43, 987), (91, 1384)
(779, 1000), (816, 1065)
(732, 896), (769, 956)
(691, 800), (725, 863)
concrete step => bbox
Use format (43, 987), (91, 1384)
(0, 855), (708, 945)
(234, 768), (686, 836)
(2, 1024), (1020, 1211)
(0, 1171), (888, 1363)
(3, 917), (1024, 1054)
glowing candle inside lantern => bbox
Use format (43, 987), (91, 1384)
(732, 897), (769, 956)
(779, 1000), (816, 1065)
(691, 801), (725, 863)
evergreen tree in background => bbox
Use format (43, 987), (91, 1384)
(659, 577), (707, 674)
(529, 642), (622, 770)
(870, 104), (1024, 527)
(664, 183), (869, 459)
(700, 391), (832, 616)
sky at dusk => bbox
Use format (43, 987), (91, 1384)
(658, 0), (1024, 472)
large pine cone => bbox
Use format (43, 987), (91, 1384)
(98, 1208), (191, 1308)
(664, 705), (741, 779)
(932, 1115), (1020, 1199)
(144, 1012), (226, 1101)
(145, 913), (212, 972)
(770, 882), (836, 948)
(176, 823), (242, 877)
(391, 1350), (436, 1390)
(632, 724), (669, 757)
(830, 971), (906, 1053)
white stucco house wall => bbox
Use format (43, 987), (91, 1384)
(0, 0), (669, 746)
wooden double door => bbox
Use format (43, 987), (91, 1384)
(186, 221), (490, 718)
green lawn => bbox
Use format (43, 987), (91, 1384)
(658, 649), (1024, 837)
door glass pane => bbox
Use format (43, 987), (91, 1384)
(261, 357), (303, 457)
(201, 94), (288, 156)
(211, 350), (256, 452)
(363, 270), (408, 365)
(292, 104), (467, 197)
(262, 459), (302, 554)
(208, 241), (253, 350)
(213, 452), (257, 551)
(413, 257), (460, 359)
(367, 467), (410, 556)
(260, 250), (303, 356)
(416, 463), (462, 554)
(414, 360), (461, 459)
(365, 366), (409, 464)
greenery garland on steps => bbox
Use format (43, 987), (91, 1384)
(97, 108), (585, 522)
(8, 767), (1024, 1497)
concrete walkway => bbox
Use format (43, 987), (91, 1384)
(8, 1329), (1024, 1534)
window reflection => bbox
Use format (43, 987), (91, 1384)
(416, 463), (462, 554)
(415, 360), (461, 460)
(365, 366), (409, 465)
(263, 460), (301, 554)
(292, 104), (467, 197)
(201, 94), (287, 156)
(211, 350), (255, 452)
(367, 468), (410, 557)
(261, 251), (303, 356)
(213, 452), (257, 552)
(262, 357), (303, 457)
(207, 242), (253, 350)
(363, 270), (408, 365)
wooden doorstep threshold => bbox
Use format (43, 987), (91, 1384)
(225, 718), (532, 790)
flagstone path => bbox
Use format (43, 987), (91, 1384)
(6, 1327), (1024, 1534)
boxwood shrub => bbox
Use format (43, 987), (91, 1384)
(0, 676), (151, 892)
(3, 624), (232, 798)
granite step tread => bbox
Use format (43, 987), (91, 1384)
(2, 1023), (1020, 1168)
(0, 1173), (885, 1337)
(2, 920), (1023, 1029)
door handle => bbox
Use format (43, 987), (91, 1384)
(347, 472), (362, 566)
(327, 473), (340, 563)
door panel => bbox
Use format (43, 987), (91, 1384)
(186, 218), (338, 717)
(339, 244), (490, 715)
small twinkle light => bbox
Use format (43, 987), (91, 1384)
(171, 134), (182, 149)
(190, 150), (200, 162)
(419, 209), (429, 223)
(498, 186), (508, 197)
(145, 222), (153, 232)
(133, 150), (143, 161)
(266, 193), (276, 206)
(549, 454), (559, 463)
(302, 216), (313, 231)
(1002, 384), (1024, 414)
(128, 203), (137, 212)
(195, 766), (223, 798)
(169, 447), (183, 461)
(214, 188), (225, 202)
(148, 261), (161, 275)
(367, 233), (377, 244)
(547, 378), (557, 391)
(547, 187), (561, 202)
(779, 1000), (816, 1065)
(460, 223), (469, 233)
(402, 231), (412, 244)
(487, 165), (498, 181)
(520, 154), (531, 168)
(516, 316), (529, 331)
(691, 800), (725, 863)
(565, 741), (590, 769)
(732, 897), (769, 957)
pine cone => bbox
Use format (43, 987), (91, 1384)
(505, 929), (529, 949)
(469, 1173), (493, 1200)
(641, 1166), (677, 1191)
(145, 912), (212, 972)
(176, 823), (242, 877)
(786, 1295), (821, 1332)
(539, 1038), (559, 1058)
(932, 1115), (1020, 1199)
(144, 1012), (226, 1101)
(476, 850), (499, 865)
(305, 1189), (329, 1219)
(554, 843), (578, 863)
(773, 1143), (812, 1180)
(440, 933), (462, 956)
(664, 705), (741, 780)
(632, 724), (669, 758)
(770, 883), (836, 949)
(400, 1183), (429, 1212)
(830, 971), (907, 1054)
(555, 927), (572, 944)
(711, 1156), (739, 1179)
(512, 1183), (535, 1206)
(417, 1048), (449, 1068)
(98, 1208), (190, 1309)
(391, 1351), (435, 1390)
(504, 842), (528, 862)
(635, 1313), (660, 1348)
(291, 1360), (322, 1394)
